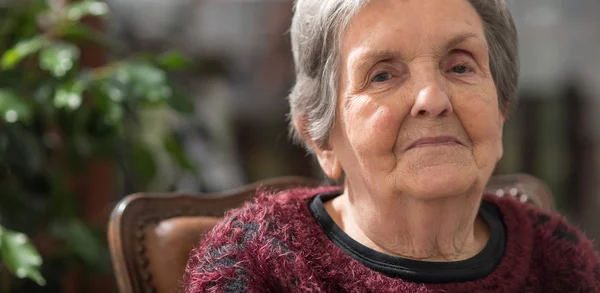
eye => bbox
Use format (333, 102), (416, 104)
(451, 65), (471, 74)
(372, 72), (392, 82)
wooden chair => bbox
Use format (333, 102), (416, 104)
(107, 173), (554, 293)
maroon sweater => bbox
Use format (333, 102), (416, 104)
(183, 187), (600, 292)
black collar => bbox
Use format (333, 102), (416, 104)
(309, 192), (506, 284)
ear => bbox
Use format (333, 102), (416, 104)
(314, 145), (343, 180)
(293, 117), (343, 180)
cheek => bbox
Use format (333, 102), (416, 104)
(453, 84), (503, 157)
(461, 103), (501, 138)
(344, 96), (404, 154)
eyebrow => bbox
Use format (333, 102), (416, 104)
(432, 32), (482, 58)
(349, 32), (483, 71)
(349, 48), (405, 73)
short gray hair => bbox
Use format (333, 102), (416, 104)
(288, 0), (519, 150)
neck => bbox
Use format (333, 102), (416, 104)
(325, 186), (489, 261)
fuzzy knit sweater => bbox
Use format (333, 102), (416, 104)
(183, 187), (600, 292)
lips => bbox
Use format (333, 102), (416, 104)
(405, 136), (462, 151)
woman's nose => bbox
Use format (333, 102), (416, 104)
(410, 84), (453, 118)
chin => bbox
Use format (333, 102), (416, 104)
(404, 164), (479, 199)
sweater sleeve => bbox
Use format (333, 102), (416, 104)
(181, 211), (267, 293)
(532, 210), (600, 292)
(181, 200), (304, 293)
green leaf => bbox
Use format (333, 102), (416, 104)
(131, 143), (157, 186)
(0, 90), (32, 123)
(156, 51), (193, 70)
(167, 85), (194, 115)
(164, 134), (195, 173)
(98, 80), (124, 103)
(1, 35), (47, 70)
(67, 1), (109, 21)
(90, 80), (125, 125)
(0, 225), (46, 286)
(57, 23), (114, 48)
(54, 79), (87, 110)
(104, 102), (124, 125)
(65, 219), (102, 267)
(39, 42), (80, 78)
(116, 62), (172, 103)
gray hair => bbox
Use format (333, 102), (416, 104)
(288, 0), (519, 150)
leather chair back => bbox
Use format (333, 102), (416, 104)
(108, 174), (553, 293)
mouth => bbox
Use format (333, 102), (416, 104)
(405, 136), (463, 151)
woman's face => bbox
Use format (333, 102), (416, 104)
(318, 0), (504, 199)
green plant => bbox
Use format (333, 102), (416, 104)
(0, 0), (195, 291)
(0, 225), (45, 286)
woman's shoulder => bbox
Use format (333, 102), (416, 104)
(196, 185), (339, 250)
(486, 193), (592, 247)
(182, 186), (340, 292)
(485, 194), (600, 290)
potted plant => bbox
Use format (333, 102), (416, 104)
(0, 0), (195, 292)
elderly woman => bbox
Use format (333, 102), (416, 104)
(184, 0), (600, 292)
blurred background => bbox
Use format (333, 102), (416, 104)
(0, 0), (598, 292)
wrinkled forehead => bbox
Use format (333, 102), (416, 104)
(339, 0), (488, 63)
